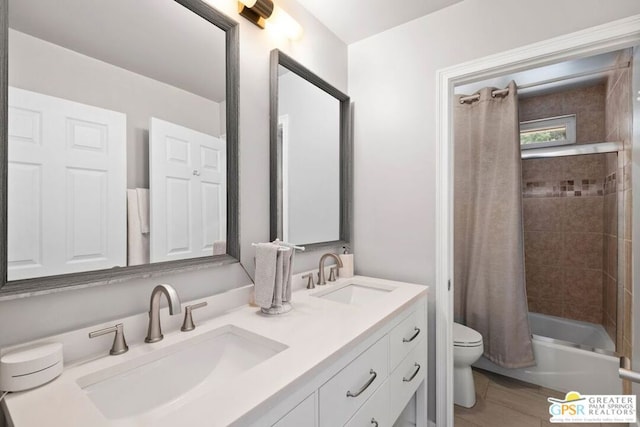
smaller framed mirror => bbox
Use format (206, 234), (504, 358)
(270, 49), (351, 250)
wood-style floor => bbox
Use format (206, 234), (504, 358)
(454, 369), (628, 427)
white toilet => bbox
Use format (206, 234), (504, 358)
(453, 322), (484, 408)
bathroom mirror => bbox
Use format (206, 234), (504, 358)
(0, 0), (239, 294)
(270, 49), (351, 249)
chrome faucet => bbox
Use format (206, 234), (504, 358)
(317, 253), (344, 285)
(145, 284), (182, 343)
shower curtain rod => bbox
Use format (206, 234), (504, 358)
(458, 61), (630, 104)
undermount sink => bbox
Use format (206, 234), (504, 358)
(77, 325), (287, 420)
(312, 282), (395, 305)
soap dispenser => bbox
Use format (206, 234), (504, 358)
(339, 247), (354, 278)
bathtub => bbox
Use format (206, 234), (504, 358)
(474, 312), (622, 395)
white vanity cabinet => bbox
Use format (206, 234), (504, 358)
(271, 297), (427, 427)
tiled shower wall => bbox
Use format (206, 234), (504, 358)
(519, 83), (605, 144)
(520, 50), (633, 368)
(522, 155), (606, 324)
(521, 84), (608, 324)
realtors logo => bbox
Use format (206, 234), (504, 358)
(548, 391), (636, 423)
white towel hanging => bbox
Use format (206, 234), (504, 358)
(135, 188), (150, 234)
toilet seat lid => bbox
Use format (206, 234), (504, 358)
(453, 322), (483, 345)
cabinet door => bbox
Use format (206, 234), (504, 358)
(273, 392), (316, 427)
(319, 336), (389, 427)
(345, 380), (390, 427)
(389, 303), (426, 371)
(389, 343), (427, 423)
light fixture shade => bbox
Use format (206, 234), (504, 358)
(238, 0), (302, 40)
(265, 5), (303, 40)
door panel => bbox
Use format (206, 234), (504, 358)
(7, 162), (42, 269)
(65, 168), (108, 263)
(165, 176), (192, 255)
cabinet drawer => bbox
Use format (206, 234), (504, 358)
(319, 336), (389, 427)
(389, 342), (427, 423)
(388, 302), (426, 370)
(273, 392), (316, 427)
(345, 380), (390, 427)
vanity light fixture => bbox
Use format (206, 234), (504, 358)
(238, 0), (303, 40)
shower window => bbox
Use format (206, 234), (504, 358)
(520, 114), (576, 149)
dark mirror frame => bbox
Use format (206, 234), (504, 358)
(269, 49), (352, 251)
(0, 0), (240, 297)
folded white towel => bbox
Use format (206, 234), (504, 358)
(136, 188), (150, 234)
(254, 243), (279, 308)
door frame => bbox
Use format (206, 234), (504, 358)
(632, 44), (640, 425)
(435, 15), (640, 427)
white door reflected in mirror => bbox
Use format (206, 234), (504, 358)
(8, 87), (127, 280)
(149, 118), (226, 263)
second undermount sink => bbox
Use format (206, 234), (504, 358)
(312, 282), (395, 306)
(77, 325), (287, 420)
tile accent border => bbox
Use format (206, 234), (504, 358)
(523, 179), (604, 198)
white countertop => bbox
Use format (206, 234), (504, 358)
(3, 276), (427, 427)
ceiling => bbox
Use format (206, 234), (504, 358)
(9, 0), (227, 102)
(455, 50), (625, 97)
(294, 0), (464, 44)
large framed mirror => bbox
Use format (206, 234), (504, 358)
(270, 49), (351, 250)
(0, 0), (239, 296)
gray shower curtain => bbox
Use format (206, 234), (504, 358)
(454, 81), (535, 368)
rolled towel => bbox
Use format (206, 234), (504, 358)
(254, 243), (279, 308)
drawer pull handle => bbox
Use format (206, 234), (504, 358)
(371, 418), (379, 427)
(403, 327), (421, 343)
(403, 363), (421, 382)
(346, 369), (377, 398)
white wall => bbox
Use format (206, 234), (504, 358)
(0, 0), (347, 349)
(348, 0), (640, 422)
(279, 70), (340, 244)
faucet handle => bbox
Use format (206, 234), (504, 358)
(302, 273), (315, 289)
(89, 323), (128, 356)
(329, 266), (338, 282)
(181, 302), (208, 332)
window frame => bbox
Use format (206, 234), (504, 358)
(520, 114), (577, 150)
